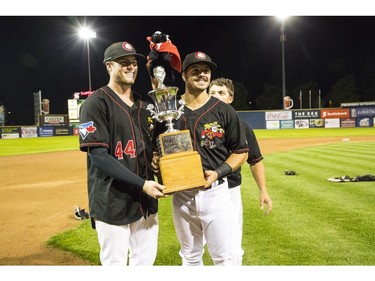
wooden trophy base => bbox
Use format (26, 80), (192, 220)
(159, 151), (206, 194)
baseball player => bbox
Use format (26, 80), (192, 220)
(79, 41), (166, 266)
(209, 77), (273, 265)
(152, 52), (249, 265)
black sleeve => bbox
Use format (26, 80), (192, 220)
(242, 121), (264, 165)
(88, 147), (146, 190)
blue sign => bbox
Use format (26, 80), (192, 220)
(38, 126), (54, 137)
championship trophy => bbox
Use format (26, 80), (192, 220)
(146, 32), (206, 194)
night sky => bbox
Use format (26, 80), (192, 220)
(1, 15), (375, 125)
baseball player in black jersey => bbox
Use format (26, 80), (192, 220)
(79, 41), (166, 266)
(209, 77), (273, 265)
(152, 52), (248, 265)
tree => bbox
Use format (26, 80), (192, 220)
(232, 81), (251, 111)
(326, 74), (360, 107)
(255, 84), (282, 110)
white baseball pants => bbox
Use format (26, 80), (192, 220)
(172, 180), (233, 266)
(95, 213), (158, 266)
(229, 185), (244, 265)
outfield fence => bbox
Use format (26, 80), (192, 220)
(239, 103), (375, 129)
(1, 102), (374, 138)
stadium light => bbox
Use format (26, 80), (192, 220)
(79, 27), (96, 91)
(276, 16), (289, 109)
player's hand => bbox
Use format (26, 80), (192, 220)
(203, 170), (218, 188)
(142, 180), (167, 199)
(151, 152), (160, 174)
(260, 191), (273, 215)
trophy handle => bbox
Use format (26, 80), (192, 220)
(147, 104), (163, 122)
(175, 99), (185, 120)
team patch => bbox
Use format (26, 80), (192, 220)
(201, 121), (224, 148)
(79, 121), (97, 140)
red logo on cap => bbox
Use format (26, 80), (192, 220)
(195, 52), (206, 60)
(122, 42), (133, 51)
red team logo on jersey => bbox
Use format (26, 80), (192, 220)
(201, 121), (224, 148)
(79, 121), (97, 140)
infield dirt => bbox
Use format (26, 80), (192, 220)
(0, 136), (373, 265)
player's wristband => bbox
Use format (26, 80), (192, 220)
(215, 163), (232, 179)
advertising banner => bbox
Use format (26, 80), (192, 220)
(293, 110), (320, 119)
(321, 108), (350, 119)
(54, 127), (70, 136)
(310, 119), (324, 128)
(21, 127), (38, 138)
(280, 120), (294, 129)
(38, 126), (54, 137)
(357, 117), (373, 127)
(350, 107), (375, 118)
(38, 115), (69, 127)
(324, 118), (340, 128)
(340, 118), (356, 128)
(341, 101), (375, 107)
(265, 111), (292, 121)
(68, 99), (85, 124)
(1, 127), (20, 139)
(266, 120), (280, 129)
(295, 119), (309, 129)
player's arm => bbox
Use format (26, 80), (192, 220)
(225, 151), (248, 171)
(88, 147), (166, 198)
(244, 124), (272, 213)
(204, 152), (248, 188)
(250, 161), (273, 214)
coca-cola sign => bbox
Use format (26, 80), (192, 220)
(265, 111), (292, 120)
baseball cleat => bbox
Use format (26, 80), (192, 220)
(74, 206), (90, 220)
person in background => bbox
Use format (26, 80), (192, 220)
(209, 77), (273, 265)
(79, 41), (166, 266)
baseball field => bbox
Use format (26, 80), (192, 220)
(0, 128), (374, 267)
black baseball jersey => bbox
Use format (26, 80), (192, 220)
(227, 120), (264, 188)
(79, 86), (157, 225)
(155, 96), (248, 173)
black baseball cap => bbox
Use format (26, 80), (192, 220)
(103, 41), (145, 63)
(182, 51), (217, 72)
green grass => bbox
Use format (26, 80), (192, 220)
(2, 128), (374, 265)
(46, 137), (375, 265)
(241, 141), (375, 265)
(0, 128), (373, 156)
(253, 127), (375, 139)
(0, 135), (79, 156)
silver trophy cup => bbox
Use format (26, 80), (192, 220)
(147, 66), (184, 133)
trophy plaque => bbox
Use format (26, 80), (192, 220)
(147, 67), (206, 194)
